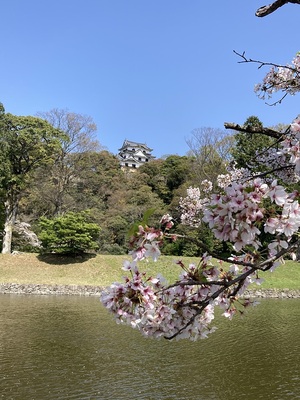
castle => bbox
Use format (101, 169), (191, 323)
(117, 139), (155, 169)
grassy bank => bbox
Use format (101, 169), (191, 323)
(0, 253), (299, 290)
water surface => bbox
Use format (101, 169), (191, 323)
(0, 294), (299, 400)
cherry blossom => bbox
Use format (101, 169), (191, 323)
(101, 50), (300, 341)
(101, 157), (300, 340)
(101, 255), (266, 341)
(254, 53), (300, 102)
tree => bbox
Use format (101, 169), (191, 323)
(25, 150), (123, 221)
(70, 150), (123, 212)
(97, 172), (168, 253)
(38, 211), (100, 255)
(230, 116), (274, 171)
(138, 156), (194, 204)
(186, 127), (233, 187)
(162, 155), (194, 196)
(34, 108), (101, 216)
(101, 4), (300, 340)
(0, 105), (64, 253)
(138, 159), (170, 203)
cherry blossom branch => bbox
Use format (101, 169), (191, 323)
(256, 0), (300, 17)
(163, 240), (298, 340)
(250, 164), (295, 180)
(259, 240), (299, 270)
(164, 269), (253, 340)
(224, 121), (299, 180)
(164, 302), (209, 340)
(102, 116), (300, 341)
(233, 50), (291, 71)
(164, 232), (255, 267)
(166, 239), (297, 292)
(233, 50), (300, 105)
(266, 93), (289, 106)
(101, 4), (300, 341)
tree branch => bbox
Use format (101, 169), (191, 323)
(163, 240), (299, 340)
(164, 232), (255, 268)
(224, 122), (283, 139)
(250, 164), (295, 180)
(233, 50), (299, 105)
(256, 0), (300, 17)
(233, 50), (296, 73)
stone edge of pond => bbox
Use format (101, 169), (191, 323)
(0, 283), (300, 298)
(0, 283), (104, 296)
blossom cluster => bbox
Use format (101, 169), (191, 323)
(101, 141), (300, 341)
(101, 105), (300, 341)
(206, 179), (300, 253)
(217, 163), (251, 188)
(255, 53), (300, 100)
(179, 186), (208, 227)
(101, 165), (300, 340)
(279, 116), (300, 178)
(128, 225), (163, 262)
(254, 146), (295, 183)
(243, 115), (300, 183)
(101, 256), (261, 341)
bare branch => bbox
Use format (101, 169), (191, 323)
(233, 50), (293, 71)
(265, 92), (290, 106)
(256, 0), (300, 17)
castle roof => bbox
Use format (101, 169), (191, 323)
(118, 139), (153, 152)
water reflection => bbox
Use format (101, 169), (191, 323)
(0, 295), (299, 400)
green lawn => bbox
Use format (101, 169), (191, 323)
(0, 253), (299, 290)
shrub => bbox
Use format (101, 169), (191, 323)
(38, 211), (100, 255)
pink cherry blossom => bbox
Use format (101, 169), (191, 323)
(102, 99), (300, 340)
(144, 242), (161, 262)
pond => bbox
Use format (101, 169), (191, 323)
(0, 294), (299, 400)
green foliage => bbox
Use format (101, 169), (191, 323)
(127, 208), (156, 237)
(38, 211), (100, 255)
(230, 116), (273, 170)
(139, 156), (194, 204)
(99, 243), (127, 255)
(0, 108), (65, 192)
(161, 223), (217, 257)
(98, 214), (129, 252)
(7, 107), (291, 258)
(0, 103), (67, 253)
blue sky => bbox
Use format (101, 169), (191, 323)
(1, 1), (300, 158)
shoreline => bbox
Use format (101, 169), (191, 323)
(1, 282), (300, 298)
(0, 283), (103, 296)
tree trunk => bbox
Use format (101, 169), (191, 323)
(2, 197), (19, 254)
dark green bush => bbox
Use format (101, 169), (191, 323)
(38, 211), (100, 255)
